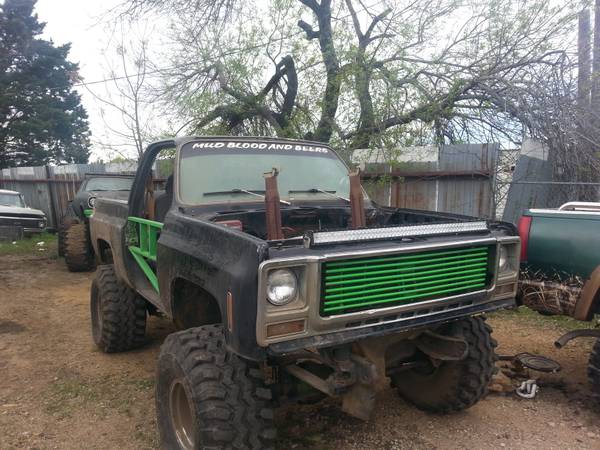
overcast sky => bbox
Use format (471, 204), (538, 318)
(36, 0), (145, 162)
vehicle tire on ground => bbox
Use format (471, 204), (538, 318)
(90, 265), (147, 352)
(156, 324), (276, 450)
(64, 222), (94, 272)
(57, 219), (72, 257)
(391, 316), (497, 413)
(587, 338), (600, 395)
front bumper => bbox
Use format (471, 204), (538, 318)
(256, 235), (519, 349)
(267, 297), (514, 355)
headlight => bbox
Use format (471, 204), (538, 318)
(39, 220), (45, 228)
(498, 246), (508, 271)
(88, 196), (96, 208)
(266, 269), (298, 306)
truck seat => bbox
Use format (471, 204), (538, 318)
(154, 175), (173, 222)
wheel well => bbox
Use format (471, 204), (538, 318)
(97, 239), (113, 264)
(171, 278), (222, 329)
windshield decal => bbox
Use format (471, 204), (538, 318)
(189, 140), (330, 154)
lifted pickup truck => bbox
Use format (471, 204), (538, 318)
(59, 174), (133, 271)
(90, 136), (519, 449)
(518, 202), (600, 395)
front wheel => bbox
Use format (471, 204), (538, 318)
(156, 325), (276, 449)
(391, 316), (497, 413)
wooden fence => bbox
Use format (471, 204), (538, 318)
(1, 144), (500, 230)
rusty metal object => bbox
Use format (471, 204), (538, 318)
(284, 364), (335, 396)
(263, 168), (283, 240)
(574, 265), (600, 320)
(555, 329), (600, 348)
(349, 170), (366, 229)
(341, 354), (377, 421)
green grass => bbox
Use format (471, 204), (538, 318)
(490, 305), (597, 332)
(0, 232), (57, 256)
(43, 373), (155, 420)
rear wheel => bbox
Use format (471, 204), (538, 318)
(156, 325), (276, 449)
(64, 222), (94, 272)
(90, 265), (146, 352)
(57, 220), (69, 257)
(391, 317), (497, 413)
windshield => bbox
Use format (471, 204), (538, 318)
(0, 193), (25, 207)
(84, 177), (133, 191)
(179, 140), (350, 205)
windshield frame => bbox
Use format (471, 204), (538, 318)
(175, 138), (352, 208)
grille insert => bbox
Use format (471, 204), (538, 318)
(321, 246), (491, 315)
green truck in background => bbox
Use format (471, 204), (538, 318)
(518, 202), (600, 395)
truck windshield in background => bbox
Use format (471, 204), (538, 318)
(0, 193), (25, 207)
(85, 177), (134, 191)
(178, 140), (351, 205)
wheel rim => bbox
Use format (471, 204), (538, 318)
(169, 380), (195, 450)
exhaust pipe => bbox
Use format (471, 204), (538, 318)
(264, 168), (284, 240)
(349, 170), (366, 229)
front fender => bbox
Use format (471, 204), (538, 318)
(157, 210), (269, 360)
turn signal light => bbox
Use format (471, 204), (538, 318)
(266, 319), (305, 338)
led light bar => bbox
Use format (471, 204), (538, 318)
(309, 221), (489, 246)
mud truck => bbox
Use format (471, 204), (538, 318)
(518, 202), (600, 395)
(89, 136), (519, 449)
(59, 174), (133, 271)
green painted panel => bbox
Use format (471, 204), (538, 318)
(127, 216), (164, 293)
(525, 212), (600, 279)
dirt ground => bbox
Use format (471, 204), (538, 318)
(2, 250), (600, 449)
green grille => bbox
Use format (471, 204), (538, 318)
(321, 246), (491, 315)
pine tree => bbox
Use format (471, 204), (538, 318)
(0, 0), (91, 168)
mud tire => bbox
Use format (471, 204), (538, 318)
(392, 316), (497, 413)
(64, 222), (94, 272)
(587, 338), (600, 395)
(90, 265), (146, 352)
(57, 220), (69, 257)
(156, 325), (276, 450)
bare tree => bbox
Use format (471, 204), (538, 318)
(86, 23), (158, 159)
(115, 0), (584, 159)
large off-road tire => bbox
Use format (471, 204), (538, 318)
(90, 265), (147, 352)
(156, 325), (276, 450)
(587, 338), (600, 395)
(392, 316), (497, 413)
(57, 222), (68, 257)
(64, 222), (95, 272)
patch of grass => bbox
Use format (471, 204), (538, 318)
(43, 373), (154, 420)
(0, 232), (57, 256)
(490, 306), (597, 332)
